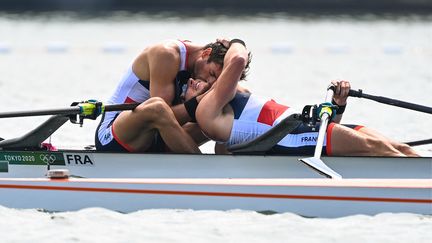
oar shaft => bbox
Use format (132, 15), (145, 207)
(314, 113), (329, 157)
(104, 103), (140, 112)
(406, 138), (432, 146)
(349, 89), (432, 114)
(0, 102), (140, 119)
(314, 87), (335, 158)
(299, 86), (342, 179)
(0, 107), (81, 118)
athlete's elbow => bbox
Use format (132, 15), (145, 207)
(229, 55), (248, 69)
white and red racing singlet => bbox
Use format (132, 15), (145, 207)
(226, 93), (295, 146)
(97, 40), (188, 146)
(226, 93), (329, 149)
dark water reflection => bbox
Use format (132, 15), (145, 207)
(0, 10), (432, 23)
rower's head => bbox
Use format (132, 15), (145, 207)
(192, 42), (226, 86)
(194, 42), (251, 84)
(181, 78), (211, 102)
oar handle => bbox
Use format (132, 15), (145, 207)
(348, 89), (363, 98)
(104, 103), (139, 112)
(348, 89), (432, 114)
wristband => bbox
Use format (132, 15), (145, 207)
(229, 38), (246, 48)
(184, 96), (198, 122)
(332, 99), (346, 115)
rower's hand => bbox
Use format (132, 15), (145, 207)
(216, 37), (230, 48)
(331, 80), (350, 106)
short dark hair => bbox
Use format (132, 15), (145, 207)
(203, 42), (251, 81)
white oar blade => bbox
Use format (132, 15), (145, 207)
(299, 157), (342, 179)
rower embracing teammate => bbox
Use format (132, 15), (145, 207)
(186, 38), (420, 159)
(95, 39), (239, 153)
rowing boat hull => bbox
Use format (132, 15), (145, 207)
(0, 150), (431, 179)
(0, 178), (430, 217)
(1, 151), (431, 217)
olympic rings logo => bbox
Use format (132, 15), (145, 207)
(39, 154), (57, 164)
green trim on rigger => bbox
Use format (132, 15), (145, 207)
(0, 151), (65, 166)
(0, 161), (7, 172)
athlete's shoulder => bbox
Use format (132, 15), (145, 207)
(148, 40), (180, 54)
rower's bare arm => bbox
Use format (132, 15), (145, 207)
(331, 80), (350, 123)
(196, 43), (249, 141)
(183, 122), (210, 146)
(211, 43), (249, 107)
(145, 46), (195, 124)
(147, 45), (180, 105)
